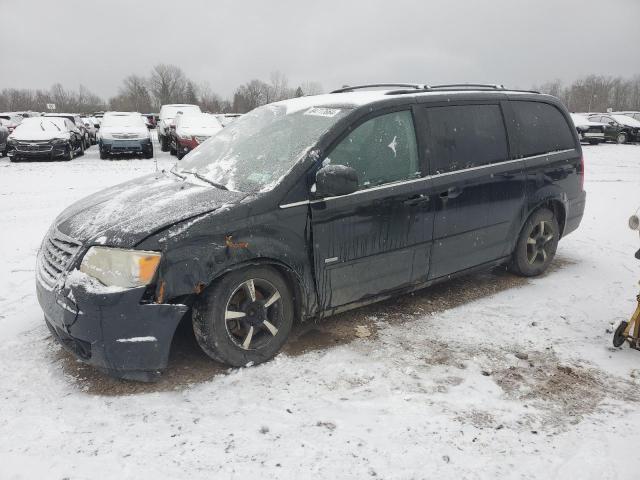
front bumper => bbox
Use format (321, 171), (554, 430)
(8, 144), (67, 160)
(36, 275), (188, 381)
(100, 138), (152, 155)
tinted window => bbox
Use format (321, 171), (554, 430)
(511, 101), (575, 156)
(423, 104), (508, 174)
(328, 110), (419, 189)
(588, 116), (601, 123)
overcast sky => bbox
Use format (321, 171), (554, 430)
(2, 0), (639, 99)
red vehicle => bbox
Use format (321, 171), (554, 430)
(170, 113), (222, 159)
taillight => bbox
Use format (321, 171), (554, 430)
(580, 155), (585, 190)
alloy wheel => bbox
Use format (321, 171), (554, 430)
(526, 220), (554, 265)
(224, 278), (282, 350)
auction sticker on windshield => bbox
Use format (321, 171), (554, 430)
(304, 107), (342, 117)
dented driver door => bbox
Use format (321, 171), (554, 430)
(310, 108), (435, 311)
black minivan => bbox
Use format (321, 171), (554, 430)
(36, 84), (586, 381)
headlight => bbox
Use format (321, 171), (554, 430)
(101, 132), (114, 140)
(178, 133), (193, 140)
(51, 137), (67, 145)
(80, 247), (161, 288)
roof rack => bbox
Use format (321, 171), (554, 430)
(331, 83), (427, 94)
(332, 83), (541, 96)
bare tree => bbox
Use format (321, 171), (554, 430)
(300, 81), (324, 96)
(149, 64), (187, 105)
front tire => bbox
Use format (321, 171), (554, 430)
(510, 207), (559, 277)
(63, 144), (73, 161)
(613, 321), (628, 347)
(617, 133), (628, 144)
(160, 134), (169, 152)
(193, 266), (294, 367)
(169, 138), (177, 156)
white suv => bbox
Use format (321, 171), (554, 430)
(157, 104), (201, 151)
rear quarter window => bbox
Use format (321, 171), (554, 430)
(510, 101), (576, 157)
(422, 104), (508, 174)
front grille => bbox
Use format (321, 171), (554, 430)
(37, 229), (82, 286)
(112, 133), (138, 139)
(16, 141), (52, 152)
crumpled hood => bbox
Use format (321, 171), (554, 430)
(54, 173), (247, 247)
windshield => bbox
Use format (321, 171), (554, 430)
(13, 118), (63, 133)
(178, 103), (350, 193)
(180, 114), (221, 129)
(101, 115), (146, 128)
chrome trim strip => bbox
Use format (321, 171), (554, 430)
(278, 149), (576, 208)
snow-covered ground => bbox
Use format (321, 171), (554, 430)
(1, 139), (640, 479)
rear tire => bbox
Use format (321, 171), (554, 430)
(193, 266), (294, 367)
(510, 208), (559, 277)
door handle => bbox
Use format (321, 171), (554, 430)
(402, 194), (430, 206)
(440, 187), (462, 199)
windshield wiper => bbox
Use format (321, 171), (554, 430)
(183, 170), (228, 190)
(168, 164), (186, 180)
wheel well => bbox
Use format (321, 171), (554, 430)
(196, 259), (306, 323)
(543, 199), (566, 238)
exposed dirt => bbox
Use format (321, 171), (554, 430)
(53, 258), (575, 397)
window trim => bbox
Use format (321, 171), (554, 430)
(418, 102), (511, 176)
(311, 103), (426, 190)
(508, 99), (578, 159)
(280, 148), (575, 208)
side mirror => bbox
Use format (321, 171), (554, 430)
(315, 164), (358, 197)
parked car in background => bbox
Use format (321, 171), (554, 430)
(214, 113), (242, 127)
(81, 116), (99, 145)
(587, 113), (640, 144)
(0, 113), (24, 134)
(0, 122), (9, 156)
(35, 84), (585, 380)
(157, 104), (201, 151)
(613, 111), (640, 122)
(569, 113), (606, 144)
(143, 114), (157, 129)
(170, 112), (222, 159)
(44, 113), (91, 149)
(7, 116), (83, 162)
(98, 112), (153, 159)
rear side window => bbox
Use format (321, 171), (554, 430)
(423, 104), (508, 174)
(511, 101), (575, 157)
(328, 110), (420, 189)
